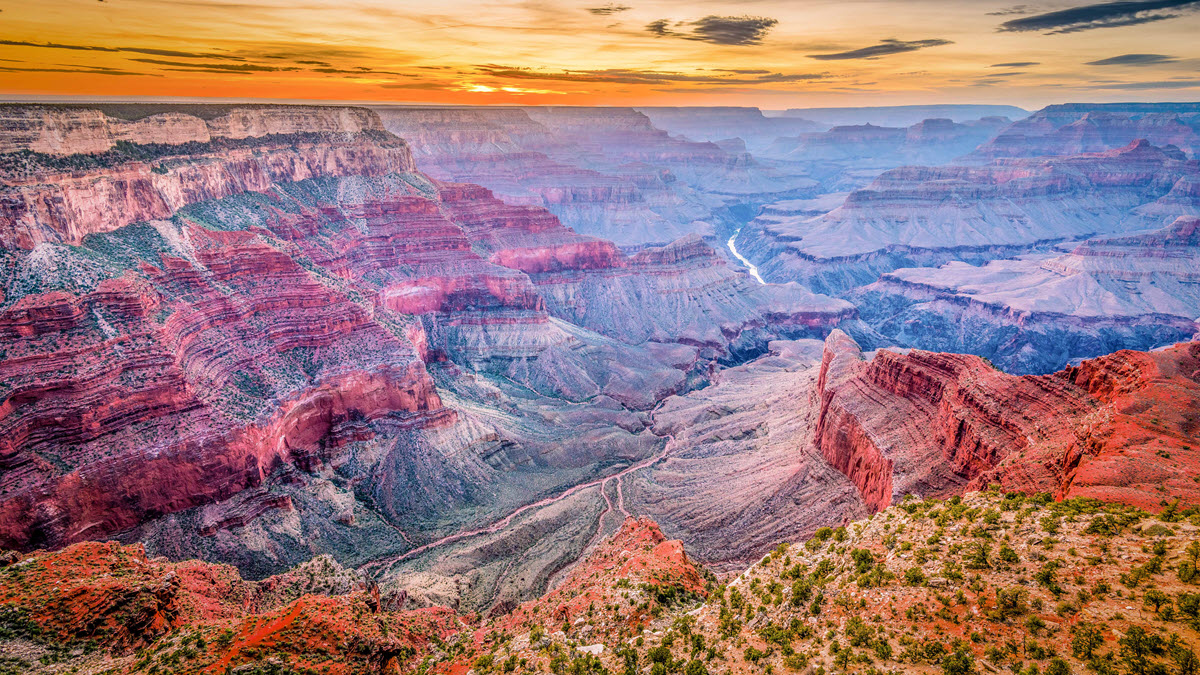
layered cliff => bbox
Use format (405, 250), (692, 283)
(852, 216), (1200, 373)
(813, 330), (1200, 512)
(0, 105), (414, 248)
(975, 102), (1200, 159)
(0, 539), (464, 672)
(374, 106), (717, 247)
(0, 103), (384, 154)
(0, 103), (861, 588)
(739, 139), (1200, 293)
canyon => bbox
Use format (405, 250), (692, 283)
(1, 99), (1199, 664)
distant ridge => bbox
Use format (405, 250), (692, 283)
(1040, 101), (1200, 113)
(773, 104), (1028, 127)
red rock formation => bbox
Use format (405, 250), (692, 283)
(814, 330), (1200, 512)
(0, 539), (463, 671)
(499, 517), (705, 632)
(0, 135), (414, 248)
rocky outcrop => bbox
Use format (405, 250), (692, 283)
(975, 102), (1200, 159)
(0, 103), (385, 155)
(0, 539), (462, 669)
(813, 330), (1200, 512)
(852, 216), (1200, 373)
(499, 517), (705, 633)
(740, 139), (1200, 293)
(0, 132), (414, 248)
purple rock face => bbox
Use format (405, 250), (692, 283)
(3, 100), (1199, 618)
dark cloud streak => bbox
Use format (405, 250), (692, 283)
(644, 15), (778, 46)
(476, 65), (822, 85)
(1085, 53), (1178, 65)
(0, 39), (244, 60)
(998, 0), (1200, 34)
(807, 38), (952, 61)
(129, 57), (293, 72)
(586, 4), (630, 15)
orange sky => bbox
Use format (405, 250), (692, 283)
(3, 0), (1200, 107)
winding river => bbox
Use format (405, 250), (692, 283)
(727, 228), (766, 284)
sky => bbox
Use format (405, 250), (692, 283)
(2, 0), (1200, 108)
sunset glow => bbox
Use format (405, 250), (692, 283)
(4, 0), (1200, 107)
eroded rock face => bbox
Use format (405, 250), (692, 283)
(0, 104), (855, 581)
(852, 216), (1200, 373)
(0, 540), (462, 669)
(498, 516), (705, 634)
(0, 134), (414, 248)
(813, 330), (1200, 512)
(740, 139), (1200, 293)
(975, 102), (1200, 159)
(375, 105), (818, 248)
(0, 104), (385, 155)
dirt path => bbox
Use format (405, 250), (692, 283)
(615, 473), (631, 518)
(360, 433), (674, 573)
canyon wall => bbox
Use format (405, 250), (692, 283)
(0, 104), (855, 581)
(813, 330), (1200, 512)
(740, 139), (1200, 295)
(851, 216), (1200, 373)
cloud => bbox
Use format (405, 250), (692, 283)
(0, 65), (159, 76)
(0, 39), (244, 60)
(129, 58), (294, 72)
(1085, 53), (1179, 65)
(998, 0), (1200, 34)
(644, 15), (779, 45)
(587, 4), (630, 15)
(807, 38), (953, 60)
(1091, 78), (1200, 88)
(476, 65), (822, 85)
(988, 5), (1033, 15)
(990, 61), (1039, 67)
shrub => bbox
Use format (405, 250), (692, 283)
(904, 567), (927, 586)
(1046, 657), (1070, 675)
(1071, 623), (1103, 660)
(942, 648), (975, 675)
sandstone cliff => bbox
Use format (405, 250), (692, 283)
(813, 330), (1200, 512)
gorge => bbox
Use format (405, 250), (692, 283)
(0, 99), (1198, 675)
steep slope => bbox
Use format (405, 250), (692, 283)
(738, 139), (1200, 293)
(630, 340), (868, 569)
(759, 117), (1009, 167)
(853, 216), (1200, 373)
(976, 102), (1200, 159)
(813, 330), (1200, 513)
(372, 106), (714, 247)
(0, 104), (856, 597)
(8, 488), (1200, 675)
(0, 539), (464, 674)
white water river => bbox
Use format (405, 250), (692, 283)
(727, 228), (765, 284)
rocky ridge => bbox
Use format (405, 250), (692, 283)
(813, 330), (1200, 513)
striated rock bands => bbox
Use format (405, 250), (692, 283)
(813, 329), (1200, 512)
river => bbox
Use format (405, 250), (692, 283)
(727, 228), (765, 284)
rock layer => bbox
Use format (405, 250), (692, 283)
(813, 330), (1200, 512)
